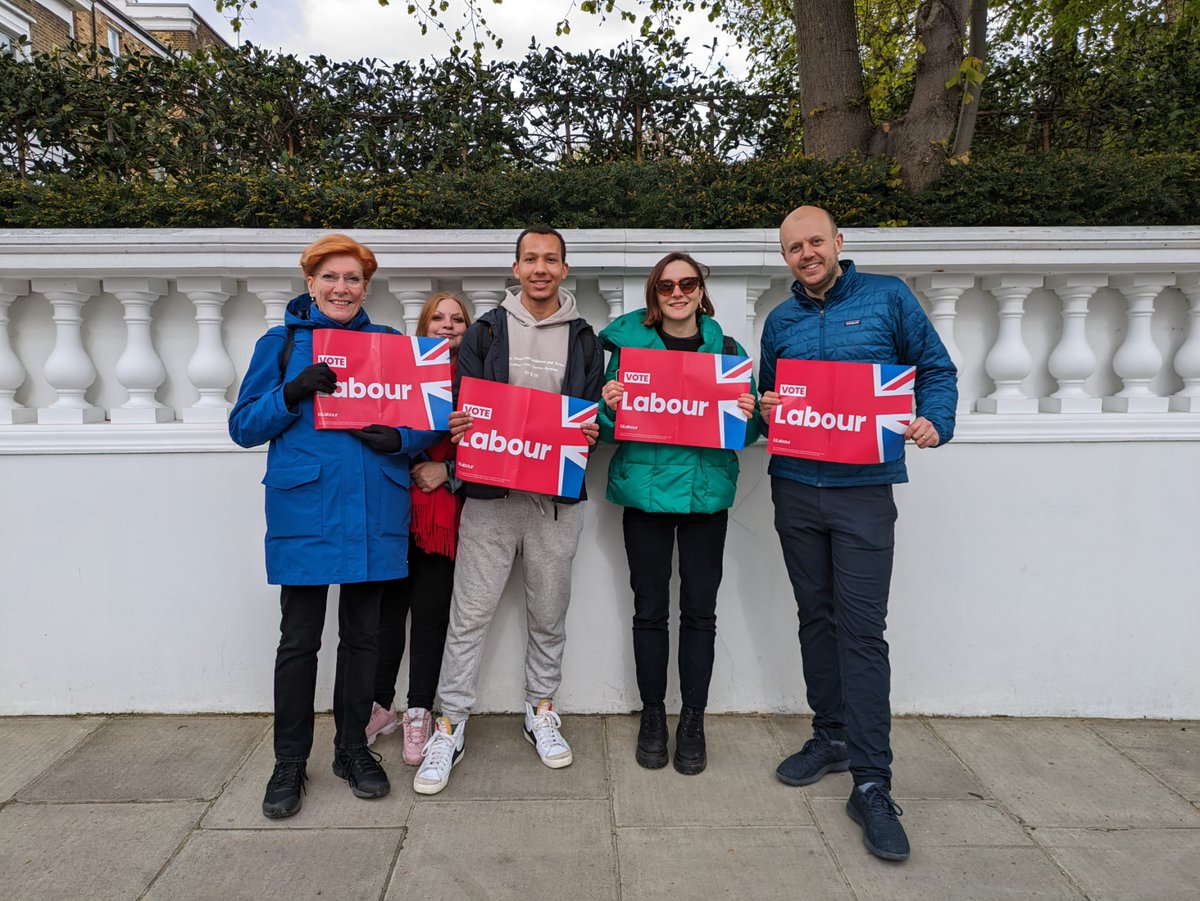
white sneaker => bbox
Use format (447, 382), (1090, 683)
(524, 699), (573, 768)
(413, 716), (465, 795)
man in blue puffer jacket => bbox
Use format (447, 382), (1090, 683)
(760, 206), (957, 863)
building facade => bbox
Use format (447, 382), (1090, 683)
(0, 0), (228, 59)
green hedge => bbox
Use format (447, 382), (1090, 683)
(2, 152), (1196, 229)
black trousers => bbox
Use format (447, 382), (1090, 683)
(373, 541), (455, 712)
(273, 581), (384, 761)
(623, 506), (728, 710)
(771, 477), (898, 788)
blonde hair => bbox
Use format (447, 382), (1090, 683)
(415, 291), (472, 338)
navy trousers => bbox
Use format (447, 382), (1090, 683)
(771, 478), (897, 788)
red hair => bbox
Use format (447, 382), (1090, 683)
(416, 292), (472, 337)
(299, 233), (378, 281)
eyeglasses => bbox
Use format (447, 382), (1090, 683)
(654, 277), (701, 297)
(317, 273), (364, 288)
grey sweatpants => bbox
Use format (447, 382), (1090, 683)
(437, 493), (586, 723)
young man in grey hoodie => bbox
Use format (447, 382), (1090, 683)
(414, 226), (605, 795)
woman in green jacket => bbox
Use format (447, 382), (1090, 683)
(598, 251), (760, 775)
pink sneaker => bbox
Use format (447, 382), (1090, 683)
(366, 702), (398, 746)
(402, 708), (432, 765)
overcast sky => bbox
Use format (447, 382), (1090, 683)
(196, 0), (748, 76)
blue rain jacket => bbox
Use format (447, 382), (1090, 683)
(229, 295), (442, 585)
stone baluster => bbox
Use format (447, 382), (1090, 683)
(32, 278), (103, 423)
(387, 277), (434, 335)
(177, 277), (238, 423)
(0, 279), (35, 424)
(1169, 273), (1200, 412)
(913, 274), (974, 413)
(246, 277), (300, 328)
(1040, 274), (1108, 413)
(745, 277), (773, 350)
(1104, 274), (1172, 413)
(460, 277), (508, 319)
(106, 278), (172, 423)
(977, 275), (1043, 414)
(597, 276), (625, 323)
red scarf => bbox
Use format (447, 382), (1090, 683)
(409, 435), (462, 559)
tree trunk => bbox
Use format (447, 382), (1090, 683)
(792, 0), (969, 191)
(791, 0), (873, 158)
(951, 0), (988, 159)
(887, 0), (970, 190)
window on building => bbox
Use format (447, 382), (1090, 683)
(107, 26), (121, 56)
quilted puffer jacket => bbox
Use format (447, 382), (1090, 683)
(758, 260), (957, 487)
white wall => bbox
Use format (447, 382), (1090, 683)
(2, 440), (1197, 717)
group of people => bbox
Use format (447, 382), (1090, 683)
(229, 205), (957, 864)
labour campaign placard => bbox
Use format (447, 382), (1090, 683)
(615, 347), (752, 451)
(769, 359), (915, 464)
(311, 329), (452, 431)
(455, 377), (598, 499)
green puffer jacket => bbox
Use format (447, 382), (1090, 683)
(598, 311), (761, 514)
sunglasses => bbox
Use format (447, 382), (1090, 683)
(654, 277), (702, 297)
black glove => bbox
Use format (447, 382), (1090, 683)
(283, 363), (336, 408)
(349, 424), (402, 454)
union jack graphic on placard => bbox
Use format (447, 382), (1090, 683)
(769, 359), (915, 464)
(312, 330), (452, 430)
(414, 337), (453, 431)
(615, 347), (751, 451)
(454, 378), (598, 498)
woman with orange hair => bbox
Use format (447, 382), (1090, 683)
(230, 234), (442, 819)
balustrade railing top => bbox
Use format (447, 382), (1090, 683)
(1, 228), (1198, 453)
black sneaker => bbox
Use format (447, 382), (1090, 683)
(636, 702), (668, 769)
(332, 746), (391, 799)
(846, 784), (910, 861)
(673, 706), (707, 775)
(262, 759), (307, 819)
(775, 729), (851, 786)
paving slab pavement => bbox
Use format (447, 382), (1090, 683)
(0, 714), (1197, 900)
(0, 716), (103, 802)
(928, 718), (1200, 828)
(19, 715), (268, 803)
(0, 801), (206, 901)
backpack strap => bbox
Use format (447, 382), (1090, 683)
(722, 335), (738, 356)
(278, 325), (297, 379)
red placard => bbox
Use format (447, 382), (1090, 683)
(615, 347), (752, 450)
(768, 359), (915, 464)
(455, 377), (598, 498)
(311, 329), (452, 430)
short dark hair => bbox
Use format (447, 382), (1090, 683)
(642, 251), (715, 327)
(515, 226), (566, 261)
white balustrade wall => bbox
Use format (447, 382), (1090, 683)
(1, 228), (1198, 718)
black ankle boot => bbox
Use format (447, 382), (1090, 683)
(636, 702), (669, 769)
(673, 705), (707, 775)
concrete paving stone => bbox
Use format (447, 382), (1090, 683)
(609, 714), (813, 827)
(387, 800), (616, 900)
(929, 718), (1200, 828)
(145, 827), (403, 901)
(0, 801), (205, 901)
(812, 798), (1031, 849)
(1087, 720), (1200, 802)
(18, 714), (268, 802)
(812, 800), (1083, 900)
(0, 716), (103, 802)
(203, 716), (414, 829)
(618, 826), (852, 900)
(1037, 827), (1200, 901)
(409, 713), (607, 801)
(770, 715), (987, 800)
